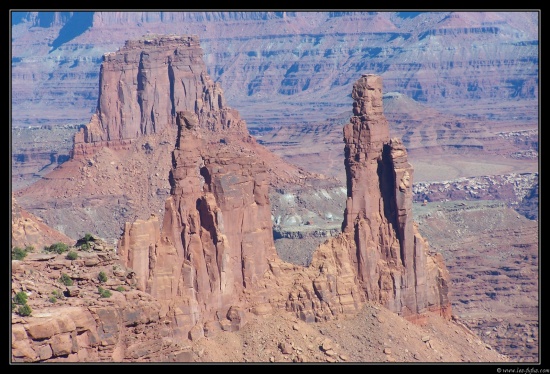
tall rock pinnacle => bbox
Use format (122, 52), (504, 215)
(71, 34), (247, 158)
(118, 109), (277, 335)
(110, 37), (450, 340)
(342, 74), (451, 319)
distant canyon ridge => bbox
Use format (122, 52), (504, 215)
(11, 11), (538, 130)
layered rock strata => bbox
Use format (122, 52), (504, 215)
(11, 241), (195, 362)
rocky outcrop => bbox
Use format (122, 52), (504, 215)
(71, 34), (246, 159)
(117, 73), (450, 340)
(15, 33), (451, 355)
(11, 194), (74, 250)
(16, 34), (311, 243)
(117, 109), (277, 338)
(340, 74), (451, 320)
(11, 241), (195, 362)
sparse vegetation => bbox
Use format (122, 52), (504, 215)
(13, 291), (28, 305)
(98, 286), (112, 298)
(52, 290), (64, 299)
(17, 304), (32, 317)
(78, 233), (94, 251)
(66, 251), (78, 260)
(49, 296), (57, 303)
(116, 286), (125, 292)
(45, 242), (69, 254)
(12, 246), (28, 260)
(98, 271), (108, 283)
(59, 273), (73, 286)
(13, 291), (31, 316)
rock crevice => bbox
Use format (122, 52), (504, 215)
(340, 74), (450, 319)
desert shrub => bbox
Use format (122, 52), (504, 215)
(59, 273), (73, 286)
(116, 286), (125, 292)
(17, 304), (32, 317)
(13, 291), (28, 305)
(80, 243), (90, 250)
(98, 286), (112, 298)
(46, 242), (69, 254)
(83, 233), (94, 242)
(12, 247), (27, 260)
(98, 271), (108, 283)
(49, 296), (57, 303)
(52, 290), (64, 299)
(25, 245), (35, 252)
(66, 251), (78, 260)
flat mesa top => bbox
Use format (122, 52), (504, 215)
(123, 34), (201, 49)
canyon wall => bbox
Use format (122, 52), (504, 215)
(11, 11), (538, 129)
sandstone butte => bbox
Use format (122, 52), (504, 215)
(12, 35), (452, 361)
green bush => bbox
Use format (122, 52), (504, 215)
(98, 271), (108, 283)
(66, 251), (78, 260)
(17, 304), (32, 317)
(13, 291), (28, 305)
(45, 242), (69, 254)
(59, 273), (73, 286)
(98, 286), (112, 298)
(83, 233), (94, 242)
(52, 290), (64, 299)
(49, 296), (57, 303)
(116, 286), (125, 292)
(12, 247), (28, 260)
(80, 243), (90, 251)
(24, 245), (35, 252)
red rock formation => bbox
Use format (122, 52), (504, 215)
(118, 71), (451, 340)
(11, 194), (74, 250)
(53, 34), (450, 339)
(71, 35), (246, 159)
(341, 74), (450, 320)
(118, 110), (277, 338)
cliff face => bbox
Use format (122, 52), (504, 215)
(116, 60), (450, 339)
(72, 34), (245, 158)
(340, 75), (450, 319)
(12, 11), (538, 130)
(16, 34), (450, 344)
(118, 110), (276, 333)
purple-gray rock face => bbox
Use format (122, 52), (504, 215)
(341, 74), (451, 320)
(12, 11), (538, 130)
